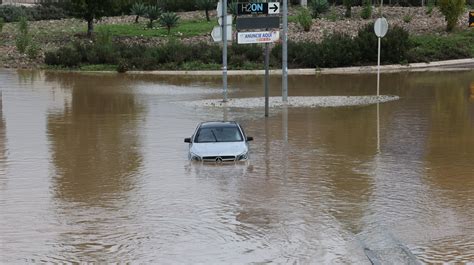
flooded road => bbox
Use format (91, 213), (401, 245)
(0, 69), (473, 263)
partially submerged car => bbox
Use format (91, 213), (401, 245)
(184, 121), (253, 162)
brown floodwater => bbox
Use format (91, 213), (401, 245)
(0, 69), (473, 263)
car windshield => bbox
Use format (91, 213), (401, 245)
(195, 126), (243, 143)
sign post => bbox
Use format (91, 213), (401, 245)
(222, 0), (228, 102)
(236, 1), (281, 117)
(374, 17), (388, 97)
(265, 42), (270, 117)
(282, 0), (288, 103)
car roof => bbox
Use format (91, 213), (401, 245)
(199, 121), (239, 128)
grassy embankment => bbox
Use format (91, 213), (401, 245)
(96, 18), (216, 38)
(55, 18), (474, 71)
(2, 14), (474, 71)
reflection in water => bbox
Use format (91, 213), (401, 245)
(0, 93), (7, 187)
(0, 69), (473, 263)
(46, 73), (144, 203)
(419, 77), (474, 263)
(45, 73), (145, 261)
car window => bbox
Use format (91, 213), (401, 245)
(195, 127), (243, 142)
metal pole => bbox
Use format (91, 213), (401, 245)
(265, 43), (270, 117)
(222, 0), (228, 102)
(282, 0), (288, 103)
(377, 37), (381, 97)
(380, 0), (383, 16)
(377, 102), (380, 152)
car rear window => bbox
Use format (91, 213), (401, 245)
(195, 127), (243, 143)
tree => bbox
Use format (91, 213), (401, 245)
(310, 0), (329, 18)
(160, 12), (179, 34)
(69, 0), (116, 37)
(438, 0), (465, 31)
(196, 0), (216, 22)
(145, 5), (161, 28)
(343, 0), (353, 18)
(131, 2), (147, 23)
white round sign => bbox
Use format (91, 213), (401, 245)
(374, 18), (389, 38)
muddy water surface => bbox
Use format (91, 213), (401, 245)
(0, 69), (473, 263)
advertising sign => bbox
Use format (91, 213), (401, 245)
(237, 2), (280, 15)
(237, 31), (280, 44)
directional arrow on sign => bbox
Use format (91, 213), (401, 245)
(268, 3), (279, 14)
(237, 2), (280, 15)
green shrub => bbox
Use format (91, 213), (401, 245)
(72, 40), (90, 63)
(426, 0), (435, 15)
(0, 5), (66, 22)
(343, 0), (353, 17)
(356, 23), (411, 64)
(158, 0), (197, 12)
(355, 23), (377, 63)
(321, 33), (360, 67)
(16, 35), (30, 53)
(15, 17), (30, 53)
(44, 46), (82, 67)
(0, 18), (4, 32)
(381, 26), (411, 63)
(0, 5), (27, 22)
(117, 59), (129, 73)
(271, 41), (323, 68)
(291, 41), (324, 68)
(310, 0), (329, 18)
(149, 40), (189, 66)
(438, 0), (465, 31)
(407, 34), (472, 62)
(29, 5), (67, 20)
(187, 42), (221, 63)
(159, 12), (180, 34)
(230, 43), (263, 66)
(26, 39), (40, 59)
(360, 0), (372, 19)
(403, 14), (413, 23)
(327, 7), (339, 21)
(296, 7), (312, 32)
(117, 43), (148, 60)
(87, 30), (118, 64)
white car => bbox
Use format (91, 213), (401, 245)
(184, 121), (253, 162)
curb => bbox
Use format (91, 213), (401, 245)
(126, 58), (474, 76)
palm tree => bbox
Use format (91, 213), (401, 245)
(160, 12), (180, 34)
(145, 5), (162, 29)
(196, 0), (217, 22)
(131, 2), (147, 23)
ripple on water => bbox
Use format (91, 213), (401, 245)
(412, 236), (474, 263)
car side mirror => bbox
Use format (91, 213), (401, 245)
(184, 138), (191, 143)
(246, 136), (253, 141)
